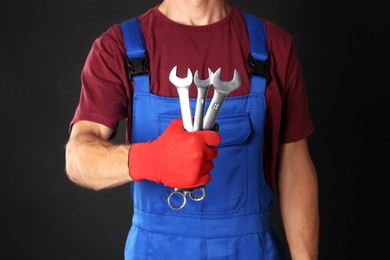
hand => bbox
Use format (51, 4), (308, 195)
(129, 118), (221, 188)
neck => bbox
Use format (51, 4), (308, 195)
(158, 0), (229, 26)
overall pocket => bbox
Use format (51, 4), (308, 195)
(158, 113), (251, 215)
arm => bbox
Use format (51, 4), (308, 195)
(278, 138), (319, 260)
(65, 120), (132, 191)
(65, 119), (221, 191)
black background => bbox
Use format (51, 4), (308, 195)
(2, 0), (389, 259)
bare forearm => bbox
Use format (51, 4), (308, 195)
(65, 133), (132, 190)
(278, 141), (319, 260)
(280, 165), (319, 260)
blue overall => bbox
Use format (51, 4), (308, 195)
(121, 12), (285, 260)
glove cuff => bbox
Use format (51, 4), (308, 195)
(128, 142), (160, 183)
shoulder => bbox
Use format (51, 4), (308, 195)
(91, 24), (125, 55)
(263, 19), (293, 40)
(261, 18), (294, 51)
(261, 18), (300, 84)
(235, 8), (294, 44)
(235, 9), (295, 55)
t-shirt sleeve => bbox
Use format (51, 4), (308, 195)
(279, 40), (314, 144)
(69, 25), (128, 134)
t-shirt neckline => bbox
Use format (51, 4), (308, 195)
(151, 5), (236, 31)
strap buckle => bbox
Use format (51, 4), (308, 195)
(248, 54), (270, 81)
(126, 53), (150, 79)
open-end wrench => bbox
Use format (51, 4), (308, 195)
(193, 69), (213, 131)
(168, 66), (205, 210)
(203, 68), (241, 130)
(169, 66), (193, 132)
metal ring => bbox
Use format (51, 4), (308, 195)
(167, 190), (187, 210)
(189, 186), (206, 201)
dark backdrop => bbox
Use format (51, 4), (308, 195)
(2, 0), (388, 259)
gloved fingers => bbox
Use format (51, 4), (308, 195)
(198, 130), (221, 147)
(202, 160), (214, 173)
(170, 171), (211, 189)
(196, 173), (211, 187)
(204, 146), (218, 160)
(166, 118), (185, 133)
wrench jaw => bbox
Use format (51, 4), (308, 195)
(194, 68), (214, 87)
(212, 68), (241, 94)
(202, 68), (242, 130)
(169, 66), (193, 87)
(193, 68), (214, 131)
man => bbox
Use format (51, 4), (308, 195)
(65, 0), (319, 259)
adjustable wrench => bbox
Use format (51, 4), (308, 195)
(203, 68), (241, 130)
(193, 69), (213, 131)
(169, 66), (193, 132)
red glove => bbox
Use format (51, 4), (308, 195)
(129, 118), (221, 188)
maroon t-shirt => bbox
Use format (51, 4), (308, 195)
(70, 5), (313, 189)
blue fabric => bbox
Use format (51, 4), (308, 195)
(121, 11), (284, 260)
(242, 11), (269, 61)
(121, 18), (146, 59)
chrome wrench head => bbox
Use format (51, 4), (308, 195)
(169, 66), (193, 131)
(203, 68), (241, 130)
(169, 66), (193, 87)
(212, 68), (241, 94)
(193, 68), (213, 131)
(194, 68), (214, 87)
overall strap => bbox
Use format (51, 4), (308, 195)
(120, 18), (150, 93)
(242, 11), (270, 94)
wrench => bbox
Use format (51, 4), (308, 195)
(169, 66), (193, 132)
(168, 66), (205, 210)
(167, 187), (206, 210)
(203, 68), (241, 130)
(193, 69), (213, 131)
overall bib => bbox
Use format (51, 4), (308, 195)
(122, 12), (285, 260)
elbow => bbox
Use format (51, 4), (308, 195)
(65, 142), (83, 185)
(65, 160), (104, 191)
(65, 162), (80, 186)
(65, 141), (90, 188)
(65, 147), (105, 191)
(64, 137), (114, 191)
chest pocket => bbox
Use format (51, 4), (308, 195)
(158, 113), (251, 146)
(158, 112), (251, 215)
